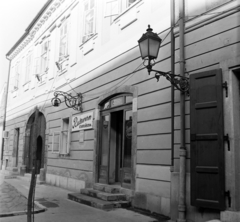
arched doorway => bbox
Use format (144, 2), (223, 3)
(24, 110), (46, 174)
(98, 93), (133, 188)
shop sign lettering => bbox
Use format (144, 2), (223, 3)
(72, 111), (93, 131)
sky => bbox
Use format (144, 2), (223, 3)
(0, 0), (48, 93)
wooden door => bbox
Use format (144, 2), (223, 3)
(99, 114), (110, 184)
(121, 109), (132, 189)
(190, 69), (225, 210)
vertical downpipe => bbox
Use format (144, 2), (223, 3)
(170, 0), (175, 167)
(178, 0), (187, 221)
(1, 58), (11, 169)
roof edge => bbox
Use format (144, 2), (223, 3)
(6, 0), (53, 58)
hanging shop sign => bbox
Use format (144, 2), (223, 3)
(72, 111), (94, 132)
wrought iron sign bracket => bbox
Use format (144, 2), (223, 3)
(51, 91), (83, 112)
(145, 62), (190, 95)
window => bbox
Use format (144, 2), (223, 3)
(82, 0), (96, 43)
(175, 0), (233, 21)
(52, 131), (60, 153)
(59, 21), (69, 61)
(60, 118), (71, 154)
(40, 40), (50, 73)
(14, 62), (20, 91)
(105, 0), (137, 18)
(25, 52), (32, 83)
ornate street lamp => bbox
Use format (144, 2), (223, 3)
(138, 25), (189, 93)
(51, 91), (82, 112)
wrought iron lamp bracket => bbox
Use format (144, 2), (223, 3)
(145, 62), (189, 95)
(52, 91), (83, 112)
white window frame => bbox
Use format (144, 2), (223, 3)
(52, 131), (60, 153)
(40, 40), (51, 74)
(59, 20), (69, 62)
(25, 51), (32, 83)
(104, 0), (138, 18)
(14, 62), (20, 91)
(82, 0), (96, 43)
(60, 117), (71, 155)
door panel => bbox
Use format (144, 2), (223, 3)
(98, 103), (133, 188)
(109, 111), (123, 184)
(121, 110), (132, 188)
(99, 114), (110, 184)
(190, 69), (225, 210)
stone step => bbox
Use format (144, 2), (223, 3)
(93, 183), (121, 193)
(81, 188), (127, 201)
(68, 193), (130, 210)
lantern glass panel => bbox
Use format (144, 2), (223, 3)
(149, 38), (161, 59)
(139, 39), (149, 59)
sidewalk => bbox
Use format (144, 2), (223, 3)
(0, 172), (170, 222)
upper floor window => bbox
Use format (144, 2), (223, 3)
(14, 62), (20, 91)
(82, 0), (96, 43)
(175, 0), (233, 21)
(59, 20), (69, 62)
(105, 0), (137, 18)
(25, 52), (32, 83)
(40, 40), (51, 73)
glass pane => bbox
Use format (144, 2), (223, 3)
(111, 96), (124, 108)
(139, 39), (149, 59)
(103, 101), (110, 110)
(123, 110), (132, 167)
(128, 0), (136, 7)
(101, 115), (109, 166)
(149, 38), (160, 59)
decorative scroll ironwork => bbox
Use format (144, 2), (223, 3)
(51, 91), (83, 112)
(145, 60), (189, 94)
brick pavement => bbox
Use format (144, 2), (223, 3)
(0, 174), (45, 217)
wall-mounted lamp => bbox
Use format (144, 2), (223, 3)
(138, 25), (189, 94)
(51, 91), (82, 112)
(55, 62), (62, 71)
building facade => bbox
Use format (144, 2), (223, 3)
(2, 0), (240, 221)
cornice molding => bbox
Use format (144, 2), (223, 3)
(7, 0), (75, 60)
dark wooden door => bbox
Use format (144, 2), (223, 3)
(99, 114), (110, 184)
(25, 110), (46, 174)
(190, 69), (225, 210)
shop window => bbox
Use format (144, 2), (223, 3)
(60, 117), (71, 154)
(82, 0), (96, 43)
(52, 131), (60, 153)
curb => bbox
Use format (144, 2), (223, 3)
(0, 201), (47, 218)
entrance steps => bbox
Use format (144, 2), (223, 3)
(68, 183), (133, 210)
(0, 168), (19, 179)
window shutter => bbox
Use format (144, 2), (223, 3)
(190, 69), (225, 210)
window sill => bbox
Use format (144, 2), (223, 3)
(59, 153), (70, 158)
(113, 0), (143, 22)
(80, 33), (98, 47)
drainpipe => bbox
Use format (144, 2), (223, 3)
(170, 0), (175, 167)
(177, 0), (187, 221)
(1, 57), (11, 169)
